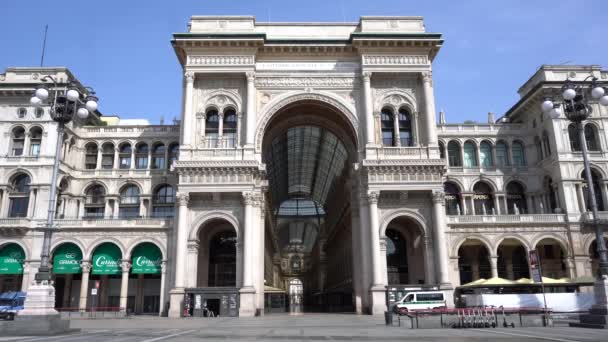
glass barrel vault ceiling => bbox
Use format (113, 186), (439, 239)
(265, 126), (348, 214)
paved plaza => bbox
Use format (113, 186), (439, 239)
(1, 314), (608, 342)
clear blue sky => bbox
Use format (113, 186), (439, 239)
(1, 0), (605, 124)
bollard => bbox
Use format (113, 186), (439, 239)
(384, 311), (393, 326)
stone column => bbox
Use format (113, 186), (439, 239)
(393, 111), (401, 147)
(217, 111), (224, 148)
(490, 255), (499, 278)
(62, 274), (73, 308)
(236, 112), (243, 148)
(576, 183), (586, 212)
(358, 193), (371, 310)
(96, 147), (102, 170)
(412, 112), (420, 147)
(159, 261), (167, 316)
(494, 194), (502, 215)
(367, 191), (385, 314)
(186, 240), (199, 288)
(236, 242), (243, 287)
(130, 148), (135, 169)
(168, 192), (189, 318)
(245, 72), (256, 146)
(239, 191), (256, 317)
(432, 190), (451, 285)
(421, 71), (438, 146)
(502, 195), (509, 215)
(119, 260), (131, 312)
(182, 71), (195, 147)
(79, 261), (91, 311)
(0, 187), (9, 217)
(505, 255), (514, 280)
(424, 237), (436, 284)
(113, 148), (120, 169)
(526, 194), (534, 214)
(23, 132), (31, 156)
(362, 72), (374, 146)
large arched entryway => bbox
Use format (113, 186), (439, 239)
(261, 100), (358, 313)
(0, 243), (26, 293)
(384, 217), (427, 285)
(52, 242), (84, 310)
(196, 219), (238, 288)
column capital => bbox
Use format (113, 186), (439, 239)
(187, 240), (200, 252)
(432, 190), (445, 204)
(80, 261), (92, 273)
(184, 71), (195, 83)
(246, 71), (255, 82)
(362, 71), (372, 82)
(421, 71), (433, 85)
(367, 190), (379, 204)
(121, 260), (132, 273)
(242, 191), (254, 205)
(176, 192), (189, 206)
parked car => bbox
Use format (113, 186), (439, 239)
(392, 291), (446, 315)
(0, 291), (26, 320)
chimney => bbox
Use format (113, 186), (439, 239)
(488, 112), (495, 124)
(439, 110), (446, 124)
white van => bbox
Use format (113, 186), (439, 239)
(392, 291), (446, 315)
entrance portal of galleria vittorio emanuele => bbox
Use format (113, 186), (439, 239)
(168, 15), (449, 317)
(4, 15), (599, 319)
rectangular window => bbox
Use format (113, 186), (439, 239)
(416, 293), (444, 302)
(12, 140), (24, 156)
(119, 207), (139, 218)
(152, 206), (174, 218)
(9, 197), (29, 217)
(101, 156), (113, 169)
(30, 143), (41, 156)
(85, 155), (97, 169)
(136, 157), (148, 169)
(152, 157), (165, 169)
(119, 157), (131, 169)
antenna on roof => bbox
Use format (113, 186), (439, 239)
(40, 25), (48, 67)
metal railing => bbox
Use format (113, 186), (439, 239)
(447, 214), (566, 224)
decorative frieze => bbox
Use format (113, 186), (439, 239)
(187, 55), (254, 66)
(363, 55), (428, 66)
(255, 77), (356, 89)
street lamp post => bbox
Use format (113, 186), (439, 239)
(18, 76), (98, 318)
(542, 76), (608, 325)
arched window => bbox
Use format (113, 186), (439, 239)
(438, 141), (445, 159)
(152, 185), (175, 217)
(568, 124), (580, 151)
(398, 108), (412, 146)
(151, 143), (165, 169)
(208, 230), (237, 286)
(506, 182), (527, 214)
(223, 109), (237, 148)
(118, 143), (132, 169)
(135, 143), (148, 169)
(29, 127), (42, 156)
(582, 169), (605, 211)
(11, 127), (25, 156)
(119, 184), (140, 218)
(168, 143), (179, 168)
(473, 182), (494, 215)
(84, 184), (106, 218)
(585, 124), (600, 151)
(479, 141), (493, 167)
(496, 141), (509, 167)
(205, 110), (220, 147)
(8, 174), (31, 217)
(542, 131), (551, 157)
(512, 141), (526, 167)
(447, 141), (462, 167)
(101, 143), (114, 169)
(463, 141), (478, 168)
(386, 229), (408, 284)
(85, 142), (98, 169)
(380, 108), (395, 146)
(444, 182), (462, 215)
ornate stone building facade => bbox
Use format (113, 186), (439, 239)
(0, 16), (606, 317)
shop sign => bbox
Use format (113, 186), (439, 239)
(92, 243), (121, 275)
(53, 244), (82, 274)
(131, 243), (162, 274)
(0, 244), (25, 275)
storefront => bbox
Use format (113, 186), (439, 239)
(130, 242), (162, 314)
(0, 243), (25, 293)
(52, 243), (83, 309)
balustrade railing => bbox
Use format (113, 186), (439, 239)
(447, 214), (566, 224)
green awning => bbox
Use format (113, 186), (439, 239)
(0, 243), (25, 275)
(92, 243), (122, 275)
(53, 243), (82, 274)
(131, 243), (162, 274)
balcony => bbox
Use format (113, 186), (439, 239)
(447, 214), (566, 225)
(366, 146), (437, 160)
(55, 216), (174, 230)
(0, 218), (34, 231)
(580, 211), (608, 227)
